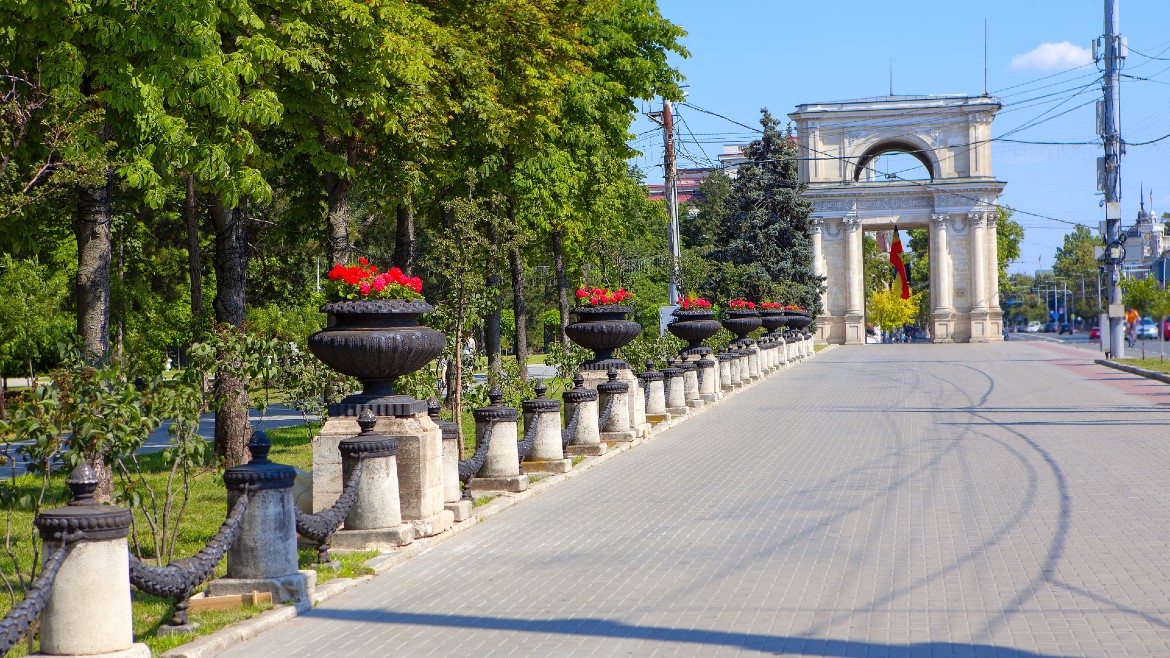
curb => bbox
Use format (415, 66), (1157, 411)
(1094, 358), (1170, 385)
(162, 343), (818, 658)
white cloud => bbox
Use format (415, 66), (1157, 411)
(1011, 41), (1093, 71)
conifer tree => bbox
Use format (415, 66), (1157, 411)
(712, 109), (823, 312)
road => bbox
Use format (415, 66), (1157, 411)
(217, 341), (1170, 657)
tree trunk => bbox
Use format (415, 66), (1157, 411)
(114, 216), (126, 362)
(184, 174), (203, 320)
(210, 197), (251, 467)
(394, 198), (415, 274)
(75, 176), (112, 358)
(552, 228), (570, 346)
(323, 138), (359, 266)
(508, 217), (529, 381)
(484, 218), (502, 377)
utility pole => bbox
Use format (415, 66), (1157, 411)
(647, 101), (681, 305)
(1100, 0), (1126, 356)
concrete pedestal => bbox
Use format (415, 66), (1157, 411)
(522, 385), (572, 475)
(39, 538), (144, 657)
(663, 364), (688, 416)
(746, 346), (761, 380)
(680, 360), (704, 409)
(471, 389), (528, 494)
(332, 428), (416, 551)
(717, 353), (735, 393)
(629, 377), (652, 437)
(697, 358), (720, 402)
(597, 369), (636, 443)
(563, 375), (605, 456)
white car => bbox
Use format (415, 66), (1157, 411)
(1024, 321), (1041, 333)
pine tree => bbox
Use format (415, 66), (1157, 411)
(712, 109), (824, 313)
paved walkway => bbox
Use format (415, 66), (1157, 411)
(219, 343), (1170, 657)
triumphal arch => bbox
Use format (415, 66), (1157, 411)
(788, 95), (1006, 344)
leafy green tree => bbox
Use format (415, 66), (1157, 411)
(1053, 225), (1101, 284)
(863, 234), (894, 303)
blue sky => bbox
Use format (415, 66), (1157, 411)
(630, 0), (1170, 274)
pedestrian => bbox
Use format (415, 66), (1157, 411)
(1126, 307), (1139, 346)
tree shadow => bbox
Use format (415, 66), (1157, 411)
(306, 608), (1067, 657)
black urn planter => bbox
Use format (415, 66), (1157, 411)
(667, 309), (721, 356)
(721, 309), (762, 347)
(565, 305), (641, 370)
(759, 309), (790, 339)
(784, 311), (813, 336)
(308, 299), (445, 416)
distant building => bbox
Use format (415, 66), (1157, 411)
(1122, 197), (1166, 280)
(645, 145), (748, 205)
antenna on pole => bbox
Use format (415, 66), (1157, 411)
(983, 18), (989, 96)
(889, 61), (893, 96)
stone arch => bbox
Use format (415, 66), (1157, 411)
(852, 138), (937, 181)
(789, 95), (1006, 346)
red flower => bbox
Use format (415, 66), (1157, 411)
(577, 289), (589, 299)
(359, 257), (369, 266)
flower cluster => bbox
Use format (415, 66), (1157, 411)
(676, 296), (712, 311)
(728, 299), (757, 310)
(575, 287), (632, 306)
(783, 305), (808, 312)
(326, 258), (423, 300)
(759, 302), (784, 310)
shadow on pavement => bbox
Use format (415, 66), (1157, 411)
(305, 609), (1067, 657)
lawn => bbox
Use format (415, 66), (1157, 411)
(0, 420), (324, 657)
(1115, 357), (1170, 375)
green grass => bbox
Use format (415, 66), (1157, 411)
(571, 455), (586, 466)
(472, 495), (496, 508)
(0, 420), (325, 656)
(814, 344), (827, 352)
(298, 548), (378, 584)
(1114, 357), (1170, 375)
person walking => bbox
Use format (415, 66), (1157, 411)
(1126, 307), (1139, 347)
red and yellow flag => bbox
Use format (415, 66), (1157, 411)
(890, 226), (910, 300)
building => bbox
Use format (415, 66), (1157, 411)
(1121, 196), (1167, 279)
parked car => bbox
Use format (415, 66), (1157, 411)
(1043, 321), (1058, 333)
(1162, 318), (1170, 341)
(1025, 321), (1042, 333)
(1058, 322), (1073, 335)
(1137, 318), (1159, 340)
(1089, 326), (1101, 341)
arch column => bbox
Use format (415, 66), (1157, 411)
(811, 219), (829, 343)
(987, 213), (1004, 340)
(969, 212), (993, 342)
(930, 213), (955, 343)
(843, 215), (865, 344)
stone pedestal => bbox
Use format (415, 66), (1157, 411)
(33, 465), (149, 658)
(563, 374), (605, 456)
(521, 382), (572, 474)
(696, 357), (719, 402)
(663, 362), (688, 416)
(639, 366), (670, 425)
(211, 433), (310, 605)
(313, 410), (450, 539)
(628, 376), (652, 437)
(777, 338), (788, 367)
(597, 369), (637, 443)
(471, 389), (528, 495)
(717, 352), (735, 393)
(332, 416), (415, 551)
(746, 346), (761, 380)
(680, 359), (704, 409)
(429, 401), (473, 522)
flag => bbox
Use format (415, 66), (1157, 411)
(889, 225), (910, 300)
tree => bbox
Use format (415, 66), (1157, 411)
(710, 110), (822, 310)
(867, 287), (921, 338)
(995, 207), (1024, 293)
(1052, 225), (1101, 283)
(863, 234), (894, 303)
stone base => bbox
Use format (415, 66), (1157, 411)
(34, 645), (151, 658)
(720, 385), (734, 393)
(407, 509), (455, 537)
(156, 623), (199, 637)
(666, 406), (689, 416)
(645, 413), (671, 424)
(634, 422), (652, 437)
(445, 499), (474, 522)
(523, 458), (573, 474)
(566, 443), (606, 457)
(700, 393), (720, 403)
(470, 474), (528, 495)
(207, 570), (314, 605)
(332, 524), (415, 550)
(600, 430), (637, 444)
(686, 398), (705, 409)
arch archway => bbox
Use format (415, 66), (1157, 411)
(789, 95), (1006, 345)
